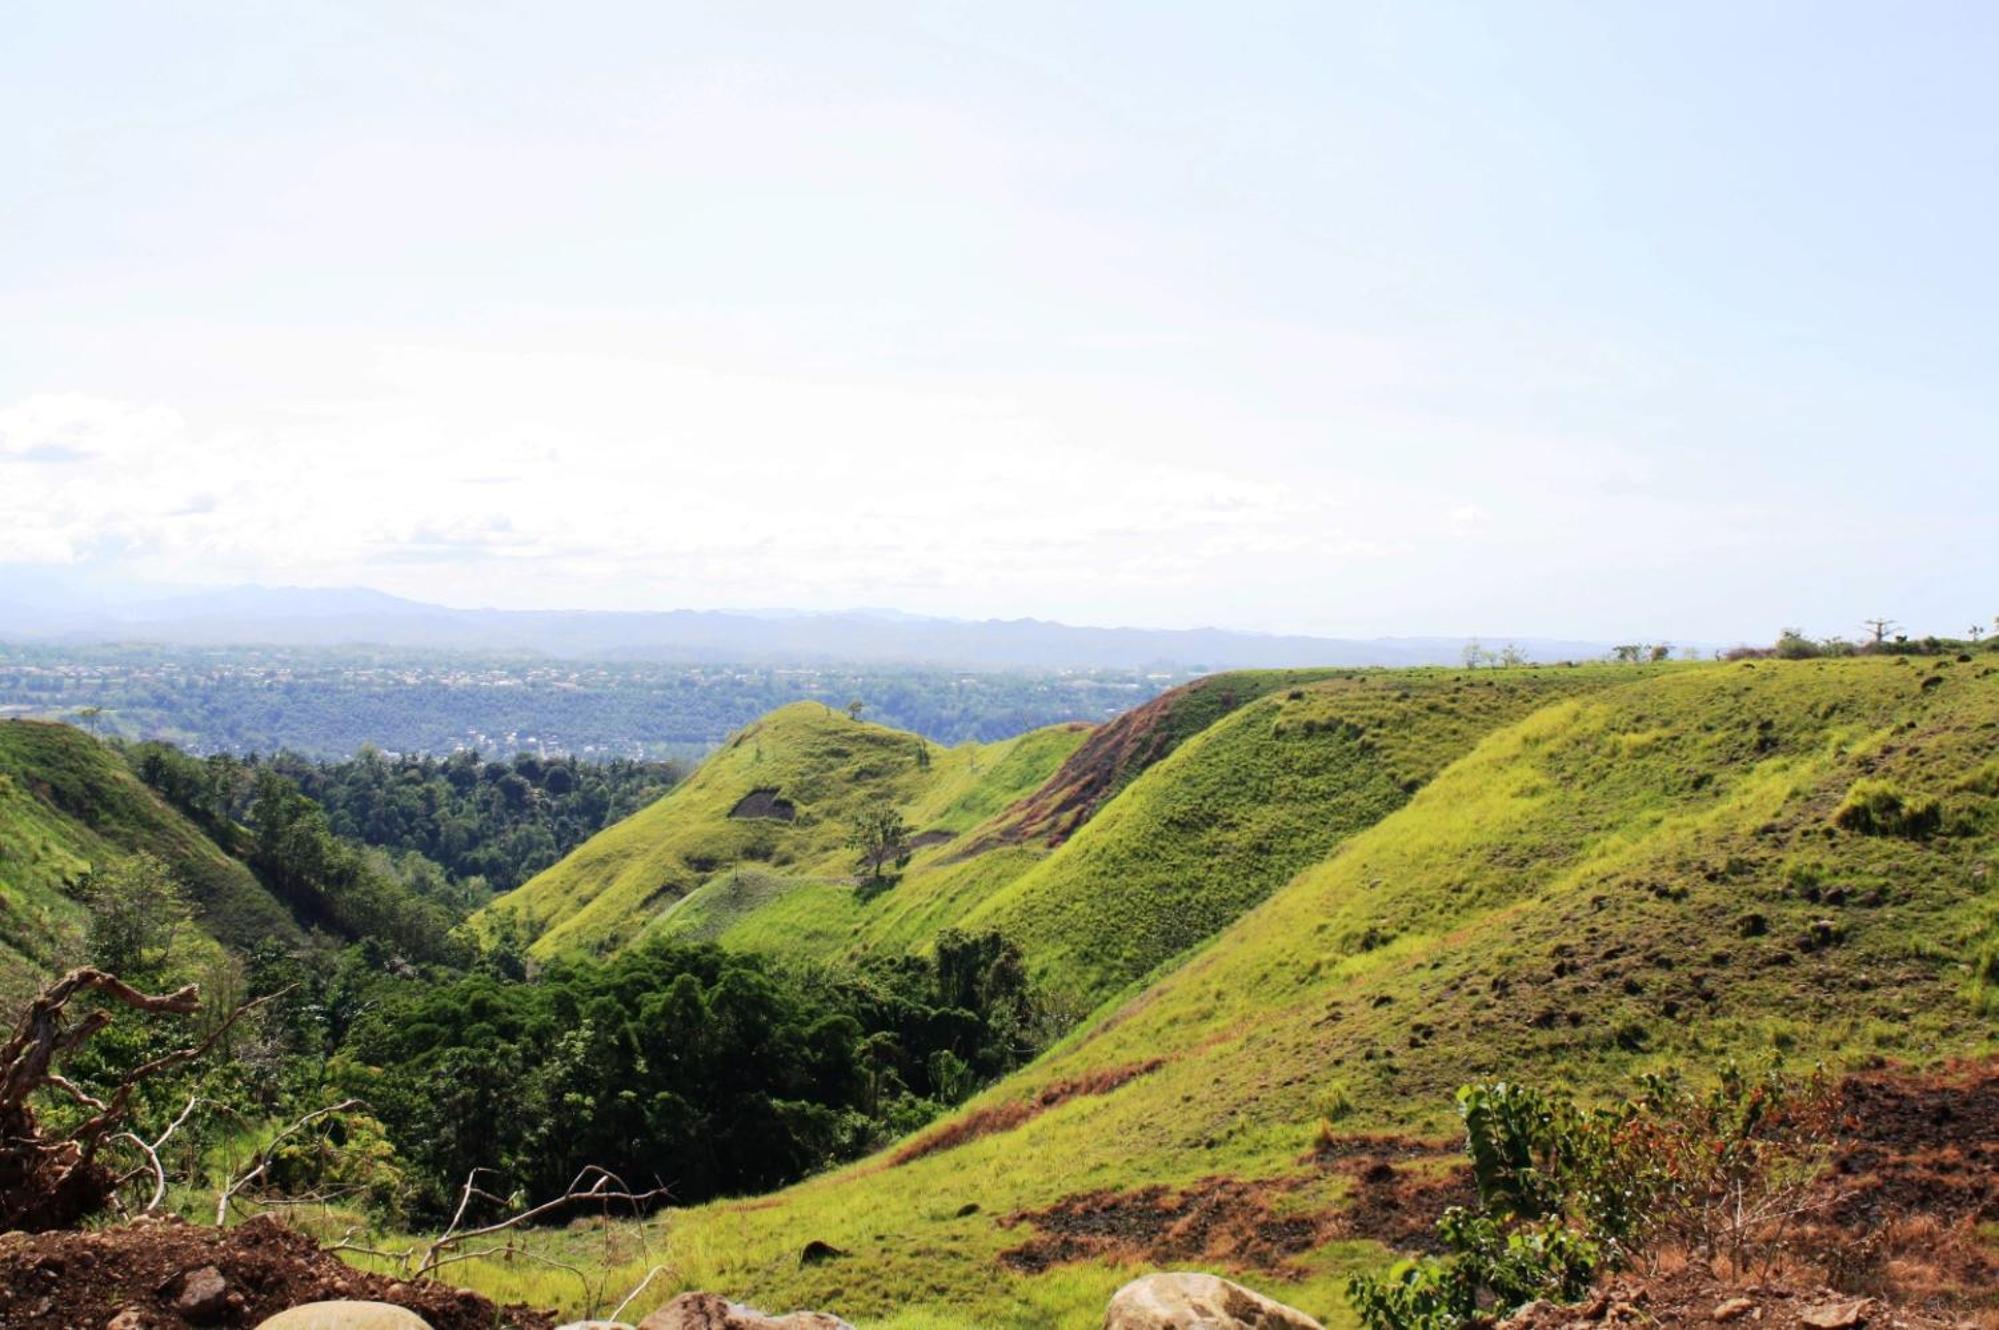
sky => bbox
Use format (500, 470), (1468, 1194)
(2, 1), (1995, 642)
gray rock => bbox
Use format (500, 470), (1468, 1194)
(175, 1267), (231, 1323)
(253, 1302), (433, 1330)
(1103, 1272), (1324, 1330)
(638, 1292), (855, 1330)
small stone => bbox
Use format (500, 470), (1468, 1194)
(175, 1267), (230, 1323)
(1712, 1298), (1757, 1322)
(1799, 1301), (1871, 1330)
(1104, 1272), (1323, 1330)
(106, 1308), (153, 1330)
(638, 1292), (853, 1330)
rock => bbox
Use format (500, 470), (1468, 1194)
(555, 1323), (637, 1330)
(637, 1292), (854, 1330)
(954, 1202), (981, 1218)
(1711, 1297), (1757, 1322)
(1799, 1301), (1871, 1330)
(1103, 1272), (1324, 1330)
(254, 1302), (435, 1330)
(175, 1267), (230, 1322)
(106, 1309), (154, 1330)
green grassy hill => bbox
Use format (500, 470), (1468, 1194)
(0, 719), (302, 1000)
(441, 656), (1999, 1328)
(481, 703), (1091, 959)
(498, 667), (1646, 1011)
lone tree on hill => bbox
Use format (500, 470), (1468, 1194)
(1861, 617), (1898, 646)
(845, 698), (866, 722)
(847, 800), (912, 887)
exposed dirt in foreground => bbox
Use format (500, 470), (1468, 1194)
(0, 1214), (554, 1330)
(995, 1061), (1999, 1325)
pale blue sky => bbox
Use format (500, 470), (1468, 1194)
(2, 2), (1994, 641)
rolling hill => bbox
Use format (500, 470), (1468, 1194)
(456, 654), (1999, 1327)
(0, 718), (302, 1001)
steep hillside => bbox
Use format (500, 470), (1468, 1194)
(0, 719), (301, 998)
(483, 703), (1088, 959)
(439, 656), (1999, 1328)
(507, 667), (1639, 1005)
(951, 666), (1634, 1002)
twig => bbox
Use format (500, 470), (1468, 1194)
(215, 1098), (362, 1226)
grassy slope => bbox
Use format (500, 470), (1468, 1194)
(0, 719), (301, 1000)
(431, 656), (1999, 1328)
(955, 666), (1635, 1003)
(484, 705), (1088, 960)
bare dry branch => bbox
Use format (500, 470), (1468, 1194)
(215, 1098), (362, 1226)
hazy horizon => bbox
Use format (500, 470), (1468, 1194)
(5, 3), (1995, 644)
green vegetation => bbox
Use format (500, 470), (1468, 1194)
(1349, 1067), (1838, 1330)
(132, 740), (683, 896)
(0, 718), (299, 998)
(9, 650), (1999, 1329)
(480, 704), (1088, 959)
(412, 656), (1997, 1327)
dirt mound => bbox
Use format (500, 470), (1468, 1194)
(0, 1214), (553, 1330)
(998, 1175), (1332, 1276)
(891, 1060), (1161, 1166)
(729, 788), (796, 821)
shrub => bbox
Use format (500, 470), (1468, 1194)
(1346, 1066), (1839, 1330)
(1832, 779), (1941, 839)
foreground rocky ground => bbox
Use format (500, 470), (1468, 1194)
(0, 1215), (552, 1330)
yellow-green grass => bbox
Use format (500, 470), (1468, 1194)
(414, 657), (1999, 1327)
(953, 665), (1643, 1004)
(0, 719), (297, 1001)
(482, 705), (1088, 959)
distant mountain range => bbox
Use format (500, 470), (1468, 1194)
(0, 567), (1634, 670)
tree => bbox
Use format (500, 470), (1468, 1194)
(846, 800), (911, 887)
(72, 705), (103, 738)
(1499, 643), (1526, 668)
(1461, 639), (1485, 669)
(1612, 644), (1643, 664)
(1971, 624), (1986, 644)
(845, 698), (866, 722)
(76, 854), (191, 977)
(1861, 617), (1898, 647)
(1649, 643), (1672, 663)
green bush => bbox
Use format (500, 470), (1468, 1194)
(1831, 778), (1941, 838)
(1347, 1066), (1839, 1330)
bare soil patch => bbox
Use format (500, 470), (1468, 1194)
(906, 829), (954, 851)
(998, 1175), (1331, 1276)
(729, 788), (796, 821)
(891, 1060), (1162, 1166)
(0, 1214), (553, 1330)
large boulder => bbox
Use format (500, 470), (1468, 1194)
(254, 1302), (433, 1330)
(637, 1292), (853, 1330)
(1104, 1273), (1324, 1330)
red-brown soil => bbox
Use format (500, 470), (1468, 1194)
(998, 1176), (1333, 1275)
(0, 1215), (554, 1330)
(891, 1060), (1162, 1166)
(959, 678), (1251, 853)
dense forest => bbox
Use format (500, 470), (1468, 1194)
(127, 739), (679, 900)
(0, 644), (1175, 758)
